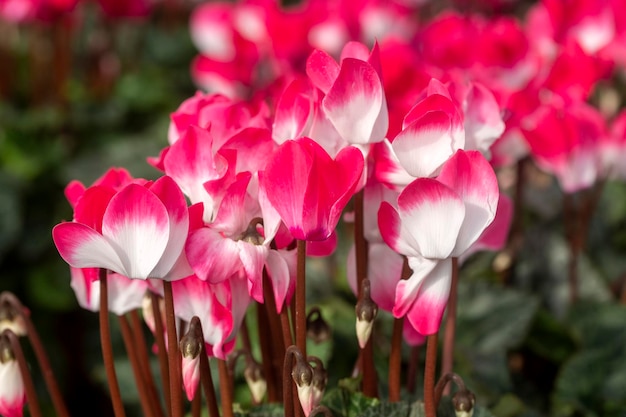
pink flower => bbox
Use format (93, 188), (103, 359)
(378, 150), (499, 334)
(0, 352), (25, 417)
(53, 175), (192, 281)
(260, 137), (363, 241)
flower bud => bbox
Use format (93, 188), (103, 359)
(452, 389), (476, 417)
(0, 293), (27, 337)
(355, 279), (378, 348)
(306, 307), (331, 344)
(292, 358), (315, 416)
(309, 357), (327, 412)
(0, 336), (26, 417)
(243, 360), (266, 404)
(179, 319), (204, 401)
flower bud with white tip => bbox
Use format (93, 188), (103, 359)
(355, 279), (378, 348)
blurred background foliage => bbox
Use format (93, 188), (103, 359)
(1, 1), (626, 417)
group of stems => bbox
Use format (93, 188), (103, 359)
(97, 271), (226, 417)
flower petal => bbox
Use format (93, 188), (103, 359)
(53, 223), (127, 275)
(306, 49), (339, 95)
(397, 178), (465, 259)
(186, 227), (242, 283)
(102, 184), (171, 279)
(392, 111), (454, 178)
(392, 256), (441, 318)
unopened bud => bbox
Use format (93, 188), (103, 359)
(293, 358), (314, 416)
(0, 338), (14, 364)
(306, 307), (331, 344)
(309, 357), (327, 411)
(243, 360), (266, 404)
(0, 294), (27, 337)
(452, 389), (476, 417)
(355, 279), (378, 348)
(180, 318), (204, 401)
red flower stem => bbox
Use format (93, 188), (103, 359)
(3, 329), (42, 417)
(217, 359), (234, 417)
(263, 270), (288, 401)
(256, 301), (279, 402)
(2, 292), (70, 417)
(296, 239), (307, 358)
(151, 292), (172, 417)
(119, 315), (156, 417)
(389, 257), (412, 400)
(406, 345), (421, 394)
(441, 257), (459, 396)
(424, 334), (438, 417)
(355, 189), (377, 398)
(388, 317), (404, 402)
(163, 281), (183, 417)
(99, 269), (127, 417)
(197, 343), (219, 417)
(130, 310), (165, 417)
(283, 346), (305, 417)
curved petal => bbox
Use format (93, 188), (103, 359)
(392, 256), (441, 318)
(392, 111), (454, 178)
(186, 227), (242, 283)
(397, 178), (465, 259)
(149, 176), (191, 279)
(403, 319), (427, 346)
(264, 249), (291, 313)
(107, 272), (150, 316)
(436, 150), (499, 256)
(323, 58), (386, 145)
(377, 202), (421, 258)
(237, 241), (268, 303)
(405, 258), (452, 335)
(306, 49), (339, 95)
(53, 223), (127, 275)
(102, 184), (171, 279)
(272, 77), (314, 144)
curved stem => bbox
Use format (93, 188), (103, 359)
(283, 346), (305, 417)
(3, 329), (43, 417)
(99, 269), (126, 417)
(424, 334), (438, 417)
(163, 281), (183, 417)
(441, 257), (459, 396)
(2, 292), (70, 417)
(434, 372), (467, 406)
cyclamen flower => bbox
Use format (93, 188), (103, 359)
(260, 137), (364, 241)
(378, 150), (499, 334)
(0, 348), (25, 417)
(52, 175), (192, 281)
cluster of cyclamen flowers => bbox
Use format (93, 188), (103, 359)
(3, 0), (626, 416)
(0, 0), (155, 23)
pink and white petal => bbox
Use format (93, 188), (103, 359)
(322, 58), (385, 145)
(378, 202), (421, 258)
(221, 127), (276, 174)
(102, 184), (170, 279)
(405, 258), (452, 335)
(347, 242), (403, 312)
(264, 249), (292, 313)
(163, 125), (228, 210)
(257, 171), (282, 244)
(107, 272), (150, 316)
(402, 94), (459, 130)
(148, 176), (190, 279)
(392, 256), (441, 318)
(272, 77), (314, 144)
(53, 223), (127, 275)
(436, 150), (499, 256)
(397, 179), (465, 259)
(339, 41), (371, 61)
(182, 354), (201, 401)
(211, 172), (253, 235)
(70, 267), (99, 312)
(463, 83), (505, 155)
(392, 111), (454, 178)
(461, 193), (512, 263)
(186, 227), (242, 283)
(372, 140), (414, 192)
(305, 49), (340, 95)
(64, 180), (86, 208)
(73, 186), (116, 232)
(237, 241), (268, 303)
(0, 359), (25, 417)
